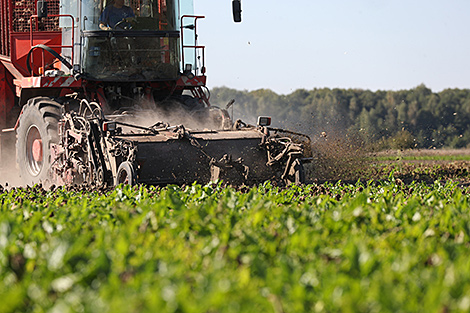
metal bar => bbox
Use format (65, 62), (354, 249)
(5, 0), (8, 55)
(114, 121), (156, 133)
(180, 15), (205, 72)
(1, 0), (4, 55)
(201, 46), (205, 74)
(267, 127), (312, 141)
(1, 0), (13, 56)
(180, 16), (185, 67)
(8, 0), (12, 55)
(29, 15), (34, 69)
(1, 0), (6, 55)
(1, 0), (4, 54)
(2, 0), (5, 54)
(29, 14), (75, 75)
(41, 50), (46, 75)
(0, 64), (7, 130)
(42, 45), (74, 49)
(300, 157), (314, 163)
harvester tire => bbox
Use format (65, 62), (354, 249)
(116, 161), (136, 186)
(284, 159), (305, 185)
(16, 97), (61, 186)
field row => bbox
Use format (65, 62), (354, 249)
(1, 180), (470, 312)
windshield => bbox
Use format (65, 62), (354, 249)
(78, 0), (200, 81)
(82, 34), (180, 81)
(82, 0), (177, 31)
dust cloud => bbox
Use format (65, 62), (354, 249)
(0, 98), (230, 189)
(0, 170), (22, 188)
(0, 146), (22, 188)
(106, 98), (229, 131)
(306, 128), (370, 182)
(212, 97), (373, 183)
(114, 98), (376, 183)
(0, 97), (374, 188)
(267, 115), (371, 182)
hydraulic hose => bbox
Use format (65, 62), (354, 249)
(26, 44), (73, 75)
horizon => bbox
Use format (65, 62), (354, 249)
(210, 83), (470, 96)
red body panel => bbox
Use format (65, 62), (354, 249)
(0, 63), (15, 129)
(0, 62), (16, 167)
(11, 32), (62, 77)
(18, 76), (81, 89)
(177, 75), (207, 87)
(0, 0), (12, 57)
(1, 0), (61, 58)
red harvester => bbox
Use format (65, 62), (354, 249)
(0, 0), (309, 186)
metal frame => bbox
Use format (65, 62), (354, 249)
(29, 14), (74, 75)
(180, 15), (205, 76)
(0, 0), (12, 56)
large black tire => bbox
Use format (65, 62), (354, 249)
(16, 97), (61, 186)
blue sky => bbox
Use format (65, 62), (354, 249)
(194, 0), (470, 94)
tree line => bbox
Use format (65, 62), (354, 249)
(210, 84), (470, 149)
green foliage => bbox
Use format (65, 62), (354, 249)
(378, 129), (416, 150)
(210, 85), (470, 149)
(2, 181), (470, 312)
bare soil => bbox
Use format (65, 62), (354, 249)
(307, 146), (470, 184)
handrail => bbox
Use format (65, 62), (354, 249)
(180, 15), (205, 76)
(29, 14), (74, 76)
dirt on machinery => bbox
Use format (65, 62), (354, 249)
(4, 120), (470, 191)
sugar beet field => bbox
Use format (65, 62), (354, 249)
(2, 152), (470, 312)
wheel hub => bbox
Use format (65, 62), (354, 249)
(26, 125), (43, 176)
(32, 139), (43, 162)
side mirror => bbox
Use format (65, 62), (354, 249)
(232, 0), (242, 23)
(37, 0), (48, 18)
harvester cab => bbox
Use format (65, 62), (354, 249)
(0, 0), (310, 187)
(70, 0), (187, 82)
